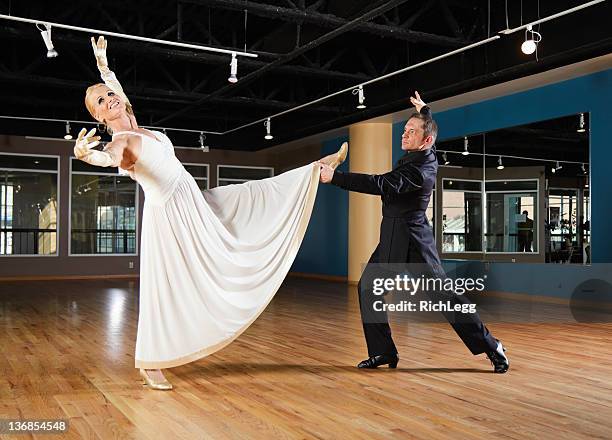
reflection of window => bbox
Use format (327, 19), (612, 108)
(0, 154), (58, 255)
(548, 189), (578, 249)
(442, 180), (482, 252)
(183, 163), (209, 191)
(217, 165), (274, 187)
(583, 189), (590, 245)
(485, 180), (537, 253)
(71, 159), (137, 255)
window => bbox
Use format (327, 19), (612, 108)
(548, 189), (578, 250)
(183, 163), (209, 191)
(442, 179), (482, 253)
(217, 165), (274, 187)
(485, 180), (538, 253)
(70, 159), (138, 255)
(0, 154), (59, 256)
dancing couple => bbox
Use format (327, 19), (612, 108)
(75, 37), (507, 390)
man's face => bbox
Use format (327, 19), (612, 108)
(401, 118), (430, 151)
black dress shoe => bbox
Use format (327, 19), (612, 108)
(357, 354), (399, 369)
(486, 340), (509, 373)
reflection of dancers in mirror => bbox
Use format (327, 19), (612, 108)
(76, 36), (347, 390)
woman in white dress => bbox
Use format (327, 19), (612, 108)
(75, 37), (347, 390)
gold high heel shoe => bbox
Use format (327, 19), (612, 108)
(320, 142), (348, 169)
(139, 369), (173, 391)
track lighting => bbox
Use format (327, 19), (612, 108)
(353, 85), (366, 109)
(199, 132), (209, 152)
(37, 23), (58, 58)
(552, 161), (563, 174)
(264, 118), (273, 140)
(462, 137), (470, 156)
(228, 52), (238, 83)
(497, 156), (504, 170)
(577, 113), (586, 133)
(63, 121), (72, 140)
(442, 152), (450, 165)
(521, 24), (541, 55)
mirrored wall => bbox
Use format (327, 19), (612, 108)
(435, 113), (590, 264)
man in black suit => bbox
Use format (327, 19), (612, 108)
(318, 92), (509, 373)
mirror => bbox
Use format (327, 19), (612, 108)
(435, 113), (589, 264)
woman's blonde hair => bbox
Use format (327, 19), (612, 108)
(84, 83), (134, 134)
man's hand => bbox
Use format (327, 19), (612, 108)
(318, 162), (335, 183)
(410, 91), (426, 112)
(91, 36), (109, 71)
(74, 128), (101, 160)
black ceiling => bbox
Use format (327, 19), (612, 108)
(0, 0), (610, 150)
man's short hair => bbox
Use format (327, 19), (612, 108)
(408, 112), (438, 143)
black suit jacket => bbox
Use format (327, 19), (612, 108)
(331, 106), (442, 273)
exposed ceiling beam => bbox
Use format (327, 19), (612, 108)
(182, 0), (467, 47)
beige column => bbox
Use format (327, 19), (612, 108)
(347, 122), (393, 283)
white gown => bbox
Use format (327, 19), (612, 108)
(112, 130), (320, 369)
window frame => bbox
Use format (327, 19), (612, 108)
(0, 152), (60, 258)
(441, 178), (484, 254)
(182, 162), (210, 190)
(483, 178), (540, 255)
(216, 164), (274, 187)
(69, 157), (139, 257)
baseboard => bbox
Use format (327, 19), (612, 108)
(288, 272), (348, 283)
(0, 274), (139, 282)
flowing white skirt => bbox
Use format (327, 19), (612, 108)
(135, 163), (320, 368)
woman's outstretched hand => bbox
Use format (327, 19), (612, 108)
(91, 36), (109, 71)
(74, 128), (101, 159)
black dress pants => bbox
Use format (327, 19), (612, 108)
(358, 245), (498, 357)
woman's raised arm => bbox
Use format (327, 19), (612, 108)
(91, 36), (132, 108)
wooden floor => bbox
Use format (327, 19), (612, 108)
(0, 278), (611, 440)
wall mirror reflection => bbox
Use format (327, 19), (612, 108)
(435, 113), (589, 264)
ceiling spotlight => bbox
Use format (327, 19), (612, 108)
(581, 163), (587, 174)
(228, 52), (238, 84)
(264, 118), (273, 140)
(353, 85), (366, 109)
(552, 161), (563, 174)
(577, 113), (586, 133)
(63, 121), (73, 140)
(462, 137), (470, 156)
(37, 23), (58, 58)
(442, 152), (450, 165)
(497, 156), (504, 170)
(199, 132), (209, 152)
(521, 24), (541, 55)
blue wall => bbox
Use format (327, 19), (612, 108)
(291, 136), (349, 276)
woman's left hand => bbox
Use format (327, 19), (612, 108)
(91, 36), (109, 71)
